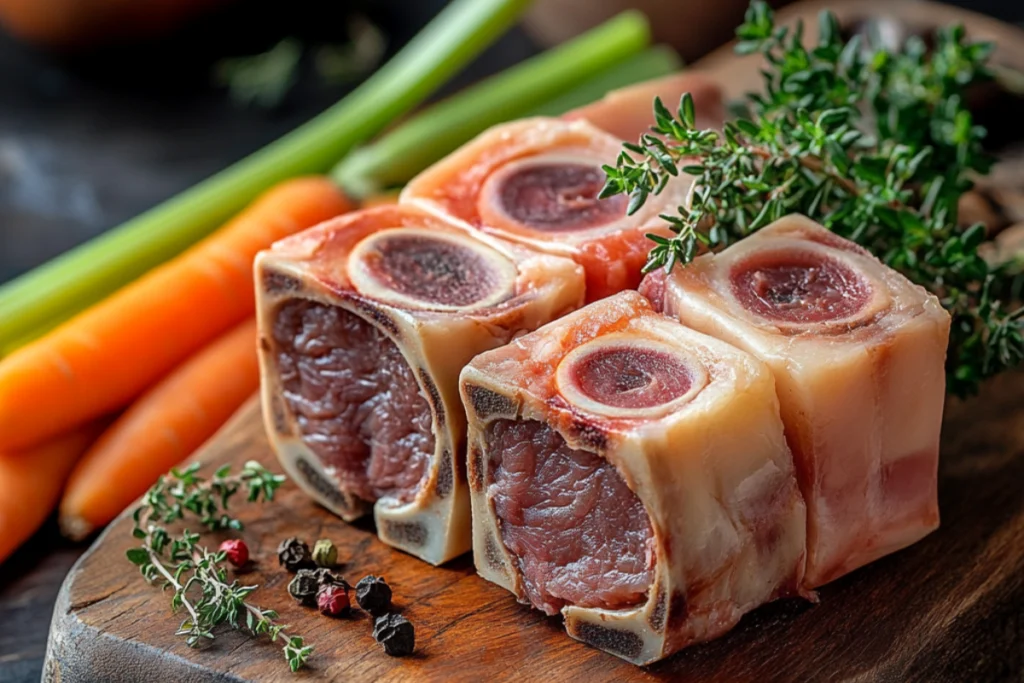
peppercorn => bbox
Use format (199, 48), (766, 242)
(373, 613), (415, 656)
(312, 567), (347, 589)
(277, 537), (315, 572)
(218, 539), (249, 567)
(317, 584), (350, 617)
(287, 569), (321, 606)
(312, 539), (338, 568)
(355, 575), (392, 616)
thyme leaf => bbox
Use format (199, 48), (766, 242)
(127, 462), (310, 672)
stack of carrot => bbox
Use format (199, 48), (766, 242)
(0, 179), (354, 561)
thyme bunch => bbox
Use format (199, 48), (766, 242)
(600, 0), (1024, 396)
(127, 462), (313, 672)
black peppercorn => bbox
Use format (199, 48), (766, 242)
(355, 575), (392, 616)
(373, 613), (415, 656)
(287, 569), (321, 606)
(277, 537), (315, 572)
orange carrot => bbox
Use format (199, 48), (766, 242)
(0, 423), (103, 564)
(59, 319), (260, 539)
(0, 177), (351, 451)
(360, 190), (401, 208)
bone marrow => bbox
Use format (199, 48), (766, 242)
(480, 156), (628, 232)
(348, 228), (517, 311)
(486, 417), (655, 615)
(401, 117), (696, 302)
(729, 248), (872, 324)
(461, 291), (807, 665)
(656, 214), (950, 587)
(256, 205), (586, 565)
(556, 337), (707, 418)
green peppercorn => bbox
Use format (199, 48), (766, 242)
(312, 539), (338, 568)
(288, 569), (321, 606)
(373, 613), (415, 656)
(355, 575), (392, 616)
(277, 537), (315, 572)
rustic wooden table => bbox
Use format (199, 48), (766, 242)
(1, 1), (1022, 681)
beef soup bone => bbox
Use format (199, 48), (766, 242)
(459, 291), (808, 664)
(255, 205), (585, 565)
(652, 214), (951, 588)
(400, 117), (695, 302)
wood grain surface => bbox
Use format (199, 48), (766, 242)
(40, 2), (1024, 681)
(43, 368), (1024, 682)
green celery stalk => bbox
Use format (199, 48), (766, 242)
(0, 0), (531, 350)
(332, 11), (652, 199)
(527, 45), (681, 117)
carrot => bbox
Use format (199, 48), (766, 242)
(59, 319), (260, 540)
(0, 423), (103, 564)
(0, 176), (351, 451)
(360, 190), (401, 208)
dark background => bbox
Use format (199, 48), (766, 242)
(0, 1), (1022, 681)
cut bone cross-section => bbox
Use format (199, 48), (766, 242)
(730, 249), (874, 325)
(460, 291), (807, 664)
(481, 156), (628, 232)
(348, 228), (517, 311)
(400, 118), (695, 303)
(256, 205), (585, 565)
(556, 336), (707, 418)
(651, 214), (951, 588)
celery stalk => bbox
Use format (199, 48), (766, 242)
(0, 0), (531, 350)
(527, 45), (681, 117)
(332, 11), (652, 199)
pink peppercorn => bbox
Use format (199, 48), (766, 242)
(317, 584), (350, 617)
(219, 539), (249, 567)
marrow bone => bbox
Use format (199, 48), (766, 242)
(256, 205), (585, 565)
(401, 117), (695, 302)
(478, 152), (629, 233)
(348, 227), (518, 311)
(460, 291), (807, 664)
(654, 214), (950, 587)
(555, 335), (708, 419)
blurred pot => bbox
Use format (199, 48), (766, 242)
(524, 0), (789, 62)
(0, 0), (229, 48)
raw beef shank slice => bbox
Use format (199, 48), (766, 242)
(653, 214), (951, 587)
(255, 205), (585, 565)
(459, 291), (807, 664)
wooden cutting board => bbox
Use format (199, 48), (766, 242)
(42, 2), (1024, 681)
(43, 372), (1024, 683)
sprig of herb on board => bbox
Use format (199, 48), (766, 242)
(600, 0), (1024, 396)
(126, 462), (312, 672)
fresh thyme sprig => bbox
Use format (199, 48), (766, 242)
(600, 0), (1024, 396)
(127, 462), (312, 672)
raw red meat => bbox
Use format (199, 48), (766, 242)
(272, 299), (432, 504)
(486, 418), (655, 614)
